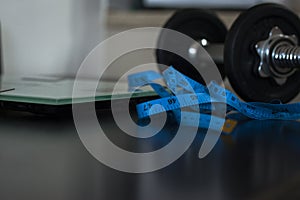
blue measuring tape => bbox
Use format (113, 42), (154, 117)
(128, 66), (300, 133)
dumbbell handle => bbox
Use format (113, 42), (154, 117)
(272, 45), (300, 69)
(202, 42), (300, 69)
(203, 43), (224, 64)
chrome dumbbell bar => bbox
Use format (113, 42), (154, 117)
(193, 26), (300, 86)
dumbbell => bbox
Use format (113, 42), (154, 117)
(156, 9), (228, 82)
(156, 3), (300, 103)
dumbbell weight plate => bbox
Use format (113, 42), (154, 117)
(156, 9), (227, 84)
(225, 3), (300, 103)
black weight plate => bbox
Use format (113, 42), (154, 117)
(225, 3), (300, 103)
(156, 9), (227, 84)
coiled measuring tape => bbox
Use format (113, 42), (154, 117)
(128, 66), (300, 133)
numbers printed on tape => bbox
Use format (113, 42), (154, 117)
(128, 66), (300, 134)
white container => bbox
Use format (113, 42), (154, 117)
(0, 0), (107, 76)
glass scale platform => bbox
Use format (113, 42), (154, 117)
(0, 75), (157, 106)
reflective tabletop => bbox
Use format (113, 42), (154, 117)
(0, 108), (300, 200)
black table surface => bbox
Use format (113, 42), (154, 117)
(1, 108), (300, 200)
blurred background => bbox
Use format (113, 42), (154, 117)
(0, 0), (299, 77)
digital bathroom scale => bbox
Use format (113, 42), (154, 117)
(0, 75), (158, 115)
